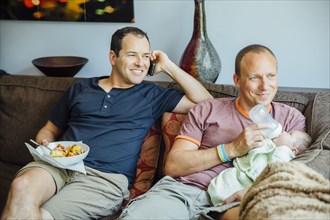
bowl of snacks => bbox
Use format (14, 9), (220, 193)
(48, 141), (89, 166)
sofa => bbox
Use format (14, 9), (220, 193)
(1, 74), (329, 218)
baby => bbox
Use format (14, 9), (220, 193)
(208, 130), (312, 206)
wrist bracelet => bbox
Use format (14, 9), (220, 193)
(217, 144), (225, 162)
(221, 144), (231, 162)
(217, 144), (231, 163)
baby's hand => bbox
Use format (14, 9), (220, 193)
(223, 189), (248, 204)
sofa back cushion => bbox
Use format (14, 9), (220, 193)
(284, 91), (330, 167)
(169, 81), (310, 112)
(0, 75), (161, 200)
(0, 75), (76, 165)
(306, 92), (330, 151)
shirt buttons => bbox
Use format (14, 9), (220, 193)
(103, 94), (110, 110)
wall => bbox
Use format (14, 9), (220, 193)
(0, 0), (329, 89)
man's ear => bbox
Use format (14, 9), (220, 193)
(233, 73), (240, 88)
(109, 50), (117, 65)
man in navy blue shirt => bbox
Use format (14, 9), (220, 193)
(1, 27), (212, 220)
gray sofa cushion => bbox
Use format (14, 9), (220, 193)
(298, 92), (330, 179)
(0, 75), (79, 165)
(295, 92), (330, 159)
(273, 90), (310, 113)
(309, 92), (330, 151)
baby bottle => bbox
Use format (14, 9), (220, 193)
(249, 104), (282, 139)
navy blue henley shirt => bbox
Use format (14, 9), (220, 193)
(49, 76), (184, 187)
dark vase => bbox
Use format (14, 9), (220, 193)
(179, 0), (221, 83)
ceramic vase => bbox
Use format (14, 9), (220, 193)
(179, 0), (221, 83)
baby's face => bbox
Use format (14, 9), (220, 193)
(273, 132), (295, 148)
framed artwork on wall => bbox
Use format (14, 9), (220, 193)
(0, 0), (134, 23)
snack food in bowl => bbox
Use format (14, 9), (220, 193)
(50, 144), (85, 158)
(47, 141), (89, 166)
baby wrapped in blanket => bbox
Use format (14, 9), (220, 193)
(208, 130), (311, 206)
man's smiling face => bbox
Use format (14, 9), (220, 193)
(234, 51), (278, 112)
(110, 33), (151, 87)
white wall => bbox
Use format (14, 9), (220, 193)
(0, 0), (329, 89)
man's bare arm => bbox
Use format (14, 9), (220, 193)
(150, 50), (213, 114)
(165, 138), (220, 177)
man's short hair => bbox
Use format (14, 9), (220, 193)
(110, 26), (150, 56)
(235, 44), (277, 77)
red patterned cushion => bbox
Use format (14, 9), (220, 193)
(161, 112), (186, 173)
(128, 121), (162, 200)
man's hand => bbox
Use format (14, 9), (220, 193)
(219, 189), (248, 220)
(36, 120), (63, 145)
(226, 123), (271, 158)
(149, 50), (171, 76)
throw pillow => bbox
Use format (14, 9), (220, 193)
(128, 121), (162, 200)
(161, 112), (186, 174)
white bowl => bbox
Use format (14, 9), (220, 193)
(47, 141), (89, 166)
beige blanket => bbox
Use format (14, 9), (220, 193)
(239, 162), (330, 220)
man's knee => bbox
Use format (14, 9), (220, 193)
(9, 175), (31, 196)
(10, 167), (55, 200)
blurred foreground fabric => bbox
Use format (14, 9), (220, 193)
(240, 161), (330, 220)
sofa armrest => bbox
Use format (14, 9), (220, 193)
(294, 92), (330, 179)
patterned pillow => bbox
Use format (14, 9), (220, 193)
(161, 112), (187, 173)
(128, 121), (162, 200)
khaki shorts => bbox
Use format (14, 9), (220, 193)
(20, 161), (130, 219)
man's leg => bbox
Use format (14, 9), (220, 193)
(120, 192), (190, 219)
(41, 167), (129, 219)
(119, 176), (205, 219)
(1, 167), (56, 220)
